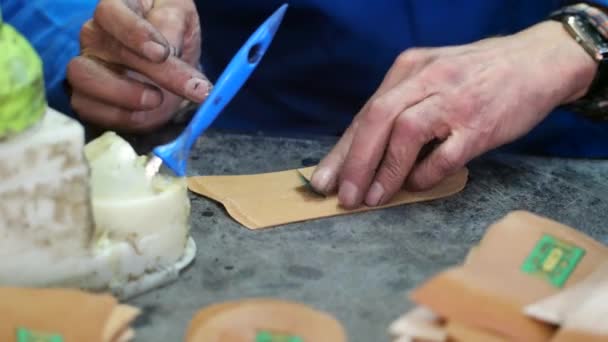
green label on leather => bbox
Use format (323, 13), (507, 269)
(15, 328), (64, 342)
(521, 234), (585, 288)
(256, 330), (304, 342)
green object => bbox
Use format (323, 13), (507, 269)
(15, 328), (63, 342)
(0, 4), (46, 139)
(521, 234), (586, 288)
(256, 330), (304, 342)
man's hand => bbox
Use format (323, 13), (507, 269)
(67, 0), (210, 132)
(311, 21), (597, 209)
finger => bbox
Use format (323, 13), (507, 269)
(82, 25), (211, 103)
(405, 133), (471, 191)
(338, 78), (432, 209)
(311, 49), (433, 196)
(94, 0), (170, 62)
(146, 5), (187, 57)
(67, 56), (162, 111)
(310, 122), (356, 194)
(365, 99), (439, 207)
(71, 91), (140, 129)
(71, 91), (170, 132)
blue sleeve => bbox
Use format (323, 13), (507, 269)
(1, 0), (96, 115)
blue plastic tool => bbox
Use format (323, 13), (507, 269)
(146, 4), (288, 177)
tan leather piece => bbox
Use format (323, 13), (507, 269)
(0, 287), (138, 342)
(411, 267), (557, 341)
(187, 166), (468, 229)
(103, 305), (141, 342)
(445, 321), (508, 342)
(552, 330), (608, 342)
(185, 301), (244, 341)
(185, 298), (347, 342)
(409, 211), (608, 342)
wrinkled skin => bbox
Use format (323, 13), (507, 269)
(67, 0), (210, 132)
(310, 21), (596, 208)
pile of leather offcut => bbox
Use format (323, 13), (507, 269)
(389, 211), (608, 342)
(0, 287), (139, 342)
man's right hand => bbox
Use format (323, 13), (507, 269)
(67, 0), (211, 132)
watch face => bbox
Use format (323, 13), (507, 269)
(565, 16), (608, 61)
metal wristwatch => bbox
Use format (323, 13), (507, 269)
(552, 11), (608, 120)
(560, 14), (608, 63)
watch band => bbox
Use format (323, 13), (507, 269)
(551, 3), (608, 120)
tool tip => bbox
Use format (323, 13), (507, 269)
(268, 4), (288, 31)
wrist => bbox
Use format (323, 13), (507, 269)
(534, 20), (598, 104)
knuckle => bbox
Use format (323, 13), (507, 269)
(426, 60), (462, 84)
(434, 152), (462, 174)
(125, 21), (146, 47)
(93, 0), (112, 20)
(395, 48), (426, 68)
(148, 7), (183, 25)
(364, 97), (394, 125)
(145, 9), (165, 24)
(455, 95), (475, 114)
(394, 115), (427, 144)
(79, 20), (96, 47)
(66, 58), (94, 87)
(93, 0), (113, 23)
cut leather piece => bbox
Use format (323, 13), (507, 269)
(187, 166), (468, 229)
(185, 301), (243, 342)
(185, 298), (347, 342)
(388, 306), (446, 341)
(102, 305), (141, 342)
(410, 211), (608, 342)
(411, 267), (557, 342)
(445, 321), (509, 342)
(525, 260), (608, 325)
(0, 287), (139, 342)
(552, 331), (608, 342)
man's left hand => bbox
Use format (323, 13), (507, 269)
(311, 21), (597, 209)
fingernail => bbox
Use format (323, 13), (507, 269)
(131, 111), (147, 123)
(339, 181), (360, 209)
(141, 89), (161, 108)
(365, 181), (385, 207)
(185, 78), (211, 102)
(142, 41), (168, 62)
(311, 167), (333, 193)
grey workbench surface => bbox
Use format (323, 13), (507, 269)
(125, 131), (608, 342)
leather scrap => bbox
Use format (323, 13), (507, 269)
(188, 166), (468, 229)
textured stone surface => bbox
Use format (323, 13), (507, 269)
(126, 131), (608, 342)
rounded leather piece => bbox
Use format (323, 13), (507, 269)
(186, 299), (347, 342)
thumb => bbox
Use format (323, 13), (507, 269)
(94, 0), (170, 62)
(146, 6), (187, 58)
